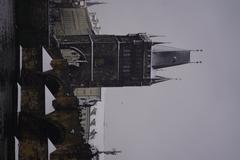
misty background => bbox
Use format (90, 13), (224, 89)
(90, 0), (240, 160)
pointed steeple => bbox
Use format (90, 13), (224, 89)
(152, 45), (191, 69)
(150, 76), (171, 85)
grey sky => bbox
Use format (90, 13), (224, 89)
(91, 0), (240, 160)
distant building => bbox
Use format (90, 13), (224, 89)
(74, 87), (102, 141)
(74, 88), (101, 106)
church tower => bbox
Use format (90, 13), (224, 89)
(56, 33), (191, 87)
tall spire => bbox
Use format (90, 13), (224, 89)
(152, 45), (191, 69)
(151, 76), (171, 85)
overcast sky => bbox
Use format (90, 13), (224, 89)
(91, 0), (240, 160)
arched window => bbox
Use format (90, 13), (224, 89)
(61, 46), (88, 64)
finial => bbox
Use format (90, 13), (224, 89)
(151, 76), (171, 84)
(190, 49), (204, 53)
(173, 77), (183, 81)
(190, 61), (202, 64)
